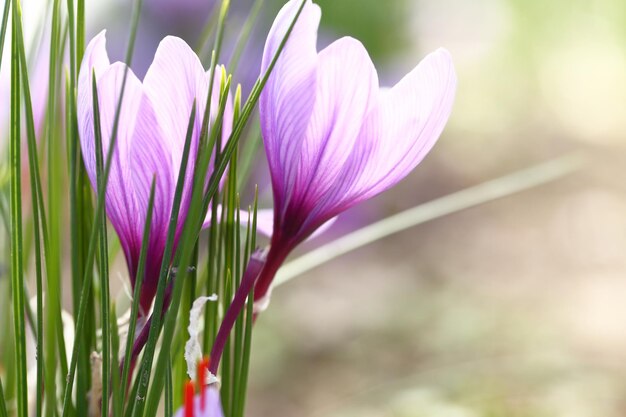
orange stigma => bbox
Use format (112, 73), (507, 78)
(184, 380), (195, 417)
(198, 356), (210, 411)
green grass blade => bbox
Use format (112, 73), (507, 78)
(164, 361), (173, 417)
(111, 303), (122, 417)
(200, 0), (230, 151)
(168, 0), (307, 381)
(66, 0), (91, 413)
(142, 74), (232, 417)
(201, 0), (308, 221)
(234, 193), (257, 417)
(62, 0), (145, 413)
(45, 1), (66, 415)
(227, 0), (264, 74)
(10, 2), (50, 416)
(130, 101), (198, 417)
(275, 153), (585, 286)
(203, 184), (221, 353)
(220, 112), (239, 415)
(77, 0), (84, 62)
(66, 0), (76, 85)
(92, 72), (111, 417)
(194, 0), (220, 56)
(173, 243), (197, 409)
(0, 0), (10, 71)
(123, 369), (142, 417)
(119, 176), (158, 406)
(232, 197), (244, 415)
(133, 1), (306, 413)
(9, 6), (27, 417)
(0, 377), (7, 417)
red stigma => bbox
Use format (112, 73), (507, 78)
(184, 380), (195, 417)
(198, 356), (210, 411)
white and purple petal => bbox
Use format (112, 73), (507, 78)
(260, 0), (320, 215)
(351, 48), (457, 202)
(290, 37), (378, 226)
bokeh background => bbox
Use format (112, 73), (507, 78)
(5, 0), (626, 415)
(242, 1), (626, 416)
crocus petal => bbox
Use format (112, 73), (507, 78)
(291, 37), (378, 216)
(129, 91), (175, 256)
(78, 64), (141, 258)
(211, 67), (234, 145)
(143, 36), (209, 181)
(78, 32), (232, 314)
(78, 31), (111, 89)
(260, 0), (320, 211)
(351, 48), (457, 202)
(78, 33), (175, 293)
(77, 30), (111, 187)
(144, 38), (232, 237)
(173, 387), (224, 417)
(244, 208), (336, 240)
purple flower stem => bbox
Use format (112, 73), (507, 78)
(208, 246), (288, 375)
(208, 250), (265, 375)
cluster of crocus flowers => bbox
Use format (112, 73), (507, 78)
(209, 0), (456, 374)
(77, 31), (232, 315)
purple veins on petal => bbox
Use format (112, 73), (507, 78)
(77, 31), (233, 314)
(253, 0), (457, 306)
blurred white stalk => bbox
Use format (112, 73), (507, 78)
(275, 152), (585, 287)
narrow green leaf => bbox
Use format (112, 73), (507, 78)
(142, 74), (232, 417)
(45, 5), (65, 415)
(63, 0), (145, 413)
(92, 71), (111, 417)
(194, 0), (220, 57)
(123, 369), (142, 417)
(232, 197), (244, 415)
(201, 0), (309, 228)
(234, 189), (257, 417)
(227, 0), (264, 74)
(0, 377), (6, 417)
(131, 100), (199, 417)
(0, 0), (10, 71)
(164, 361), (173, 417)
(66, 0), (91, 412)
(9, 5), (27, 417)
(10, 2), (49, 416)
(173, 245), (196, 409)
(111, 303), (122, 417)
(120, 175), (156, 406)
(77, 0), (84, 62)
(139, 1), (308, 412)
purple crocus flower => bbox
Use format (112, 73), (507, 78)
(77, 31), (233, 314)
(209, 0), (456, 374)
(252, 0), (457, 308)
